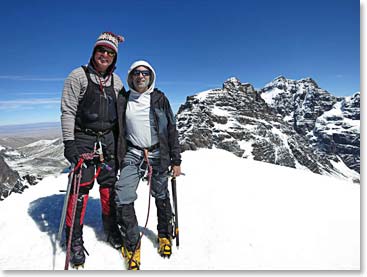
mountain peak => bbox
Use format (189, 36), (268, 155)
(265, 76), (320, 90)
(273, 75), (287, 81)
(223, 77), (242, 90)
(223, 77), (255, 94)
(299, 77), (319, 88)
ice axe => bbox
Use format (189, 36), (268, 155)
(57, 163), (75, 242)
(171, 176), (180, 248)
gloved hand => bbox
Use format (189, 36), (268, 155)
(63, 140), (80, 164)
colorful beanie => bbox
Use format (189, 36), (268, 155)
(94, 32), (124, 53)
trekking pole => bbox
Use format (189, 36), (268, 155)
(171, 176), (179, 248)
(57, 163), (75, 242)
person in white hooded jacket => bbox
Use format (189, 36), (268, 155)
(115, 60), (181, 270)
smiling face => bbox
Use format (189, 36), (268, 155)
(93, 46), (116, 73)
(130, 66), (151, 93)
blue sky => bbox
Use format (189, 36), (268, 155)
(0, 0), (360, 126)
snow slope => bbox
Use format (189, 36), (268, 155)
(0, 149), (360, 272)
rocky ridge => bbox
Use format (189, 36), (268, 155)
(176, 77), (359, 182)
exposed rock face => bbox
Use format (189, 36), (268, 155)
(311, 93), (360, 173)
(0, 155), (25, 200)
(177, 77), (359, 182)
(261, 77), (360, 173)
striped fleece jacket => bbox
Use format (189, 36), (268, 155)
(60, 63), (124, 141)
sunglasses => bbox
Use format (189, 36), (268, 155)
(132, 69), (151, 77)
(96, 46), (116, 57)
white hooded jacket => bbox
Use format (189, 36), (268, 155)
(125, 60), (159, 148)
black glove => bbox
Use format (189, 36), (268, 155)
(63, 140), (79, 164)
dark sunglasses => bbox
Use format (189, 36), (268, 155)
(132, 69), (151, 77)
(96, 46), (116, 57)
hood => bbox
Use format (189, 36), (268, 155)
(127, 60), (156, 94)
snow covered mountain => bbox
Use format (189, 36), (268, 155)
(177, 77), (359, 182)
(0, 138), (67, 200)
(0, 149), (360, 270)
(261, 76), (360, 173)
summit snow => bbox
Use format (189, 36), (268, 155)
(0, 149), (360, 270)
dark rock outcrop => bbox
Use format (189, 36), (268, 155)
(0, 155), (26, 200)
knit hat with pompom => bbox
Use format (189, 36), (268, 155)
(94, 32), (124, 53)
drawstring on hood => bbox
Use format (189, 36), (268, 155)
(88, 61), (113, 93)
(127, 60), (156, 94)
(97, 74), (111, 93)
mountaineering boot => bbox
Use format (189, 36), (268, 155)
(70, 237), (86, 267)
(156, 198), (174, 258)
(158, 236), (172, 258)
(66, 225), (88, 268)
(121, 245), (141, 270)
(116, 203), (141, 269)
(65, 193), (89, 268)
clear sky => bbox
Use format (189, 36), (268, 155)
(0, 0), (360, 126)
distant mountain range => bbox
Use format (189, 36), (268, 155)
(0, 122), (61, 141)
(176, 76), (359, 182)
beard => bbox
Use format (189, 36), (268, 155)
(134, 78), (150, 91)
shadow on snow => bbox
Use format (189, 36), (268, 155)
(28, 194), (105, 243)
(27, 193), (159, 268)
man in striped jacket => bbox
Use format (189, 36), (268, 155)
(60, 31), (125, 267)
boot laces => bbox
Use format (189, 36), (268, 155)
(122, 246), (140, 270)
